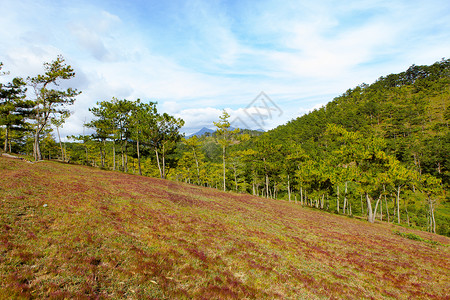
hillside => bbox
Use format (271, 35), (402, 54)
(1, 157), (449, 299)
(269, 59), (450, 186)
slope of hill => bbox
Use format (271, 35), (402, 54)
(268, 59), (449, 186)
(1, 157), (449, 299)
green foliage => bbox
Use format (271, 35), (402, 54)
(214, 110), (240, 191)
(28, 55), (81, 161)
(393, 230), (443, 246)
(85, 98), (184, 178)
(0, 77), (32, 152)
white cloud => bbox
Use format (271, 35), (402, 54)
(68, 11), (122, 61)
(176, 107), (222, 135)
(1, 0), (449, 140)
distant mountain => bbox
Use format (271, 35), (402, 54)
(186, 127), (265, 138)
(187, 127), (215, 138)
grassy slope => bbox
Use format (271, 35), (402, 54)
(0, 157), (449, 299)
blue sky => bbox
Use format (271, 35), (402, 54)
(1, 0), (449, 137)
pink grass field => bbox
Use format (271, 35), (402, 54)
(0, 157), (449, 299)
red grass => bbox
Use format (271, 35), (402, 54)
(0, 157), (449, 299)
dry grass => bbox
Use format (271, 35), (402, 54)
(0, 157), (449, 299)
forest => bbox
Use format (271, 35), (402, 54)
(1, 57), (449, 236)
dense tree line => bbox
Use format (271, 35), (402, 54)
(73, 98), (184, 179)
(1, 57), (448, 235)
(175, 59), (449, 235)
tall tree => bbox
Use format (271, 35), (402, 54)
(419, 174), (443, 233)
(148, 113), (184, 179)
(29, 55), (80, 161)
(184, 135), (205, 185)
(129, 100), (157, 175)
(214, 110), (239, 191)
(0, 77), (31, 152)
(51, 111), (70, 161)
(110, 98), (135, 172)
(88, 100), (119, 169)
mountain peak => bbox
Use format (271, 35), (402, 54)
(187, 127), (215, 138)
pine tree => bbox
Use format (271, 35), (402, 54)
(0, 77), (32, 153)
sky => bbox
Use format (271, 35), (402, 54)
(1, 0), (449, 138)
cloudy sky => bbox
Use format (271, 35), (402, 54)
(1, 0), (449, 137)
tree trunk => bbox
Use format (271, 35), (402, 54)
(34, 130), (42, 161)
(373, 194), (382, 222)
(233, 163), (238, 191)
(4, 127), (9, 152)
(222, 145), (226, 191)
(56, 125), (64, 161)
(121, 140), (124, 171)
(380, 195), (383, 221)
(162, 144), (166, 179)
(273, 182), (277, 199)
(385, 197), (390, 223)
(336, 185), (340, 213)
(287, 175), (291, 202)
(99, 147), (104, 168)
(137, 138), (141, 175)
(430, 200), (436, 233)
(343, 182), (348, 214)
(360, 194), (364, 215)
(155, 148), (163, 179)
(366, 193), (374, 223)
(101, 140), (105, 168)
(112, 142), (116, 171)
(396, 185), (401, 224)
(300, 186), (303, 206)
(124, 140), (128, 173)
(193, 149), (200, 185)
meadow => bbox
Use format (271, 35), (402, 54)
(0, 156), (449, 299)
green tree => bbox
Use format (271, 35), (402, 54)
(88, 100), (119, 169)
(145, 113), (184, 179)
(184, 136), (205, 185)
(129, 100), (157, 175)
(213, 110), (239, 191)
(29, 56), (80, 161)
(419, 174), (443, 233)
(388, 161), (415, 224)
(51, 111), (70, 161)
(0, 77), (32, 152)
(69, 134), (93, 165)
(110, 98), (135, 172)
